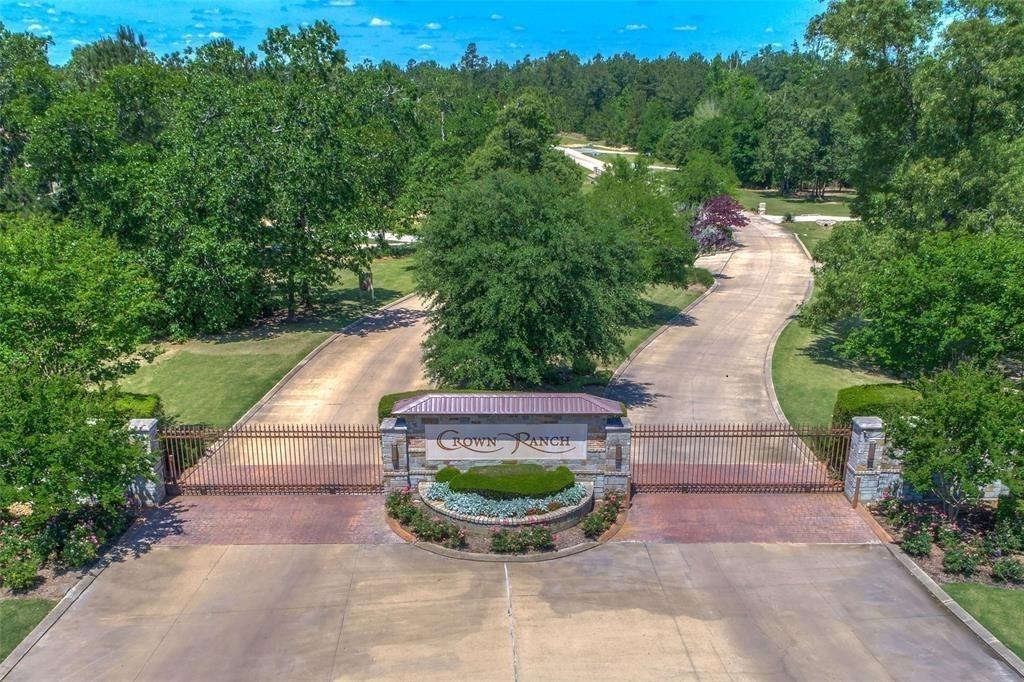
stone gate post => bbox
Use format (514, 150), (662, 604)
(128, 418), (166, 506)
(380, 417), (409, 492)
(843, 416), (901, 505)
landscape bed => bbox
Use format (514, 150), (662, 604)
(385, 465), (626, 557)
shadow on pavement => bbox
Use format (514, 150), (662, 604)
(604, 378), (661, 409)
(341, 306), (427, 337)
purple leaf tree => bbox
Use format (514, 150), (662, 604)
(691, 195), (748, 252)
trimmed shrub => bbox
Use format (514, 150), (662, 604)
(435, 466), (460, 484)
(446, 463), (575, 499)
(942, 544), (979, 576)
(114, 392), (164, 419)
(901, 531), (933, 557)
(991, 557), (1024, 584)
(831, 383), (922, 428)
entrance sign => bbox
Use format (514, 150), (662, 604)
(425, 424), (588, 461)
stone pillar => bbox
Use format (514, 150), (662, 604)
(603, 417), (632, 497)
(380, 417), (409, 492)
(844, 416), (901, 505)
(757, 201), (767, 216)
(128, 418), (166, 506)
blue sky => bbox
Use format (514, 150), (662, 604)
(2, 1), (822, 65)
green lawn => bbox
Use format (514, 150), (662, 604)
(735, 187), (853, 218)
(623, 283), (702, 358)
(772, 319), (893, 427)
(0, 599), (56, 661)
(781, 221), (834, 256)
(944, 584), (1024, 659)
(122, 256), (418, 427)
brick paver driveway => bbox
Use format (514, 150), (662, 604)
(6, 542), (1014, 681)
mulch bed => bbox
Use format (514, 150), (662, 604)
(870, 501), (1024, 590)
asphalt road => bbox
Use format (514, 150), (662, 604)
(240, 296), (430, 425)
(606, 214), (811, 424)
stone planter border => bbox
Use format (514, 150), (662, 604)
(416, 481), (594, 533)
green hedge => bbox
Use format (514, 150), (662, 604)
(831, 383), (921, 427)
(115, 392), (164, 419)
(444, 463), (575, 499)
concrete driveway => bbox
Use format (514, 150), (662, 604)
(607, 215), (811, 423)
(241, 297), (430, 425)
(6, 542), (1014, 681)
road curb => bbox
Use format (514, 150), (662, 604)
(883, 543), (1024, 677)
(229, 292), (420, 429)
(606, 280), (720, 387)
(763, 225), (815, 425)
(0, 554), (115, 680)
(413, 539), (601, 563)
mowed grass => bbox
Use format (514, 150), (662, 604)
(772, 319), (893, 426)
(944, 584), (1024, 659)
(623, 283), (702, 358)
(0, 599), (56, 660)
(771, 223), (892, 426)
(122, 256), (417, 427)
(781, 221), (834, 256)
(735, 187), (853, 217)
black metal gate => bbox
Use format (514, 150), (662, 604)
(631, 423), (850, 493)
(160, 424), (383, 495)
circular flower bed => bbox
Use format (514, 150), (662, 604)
(418, 481), (593, 532)
(386, 487), (627, 558)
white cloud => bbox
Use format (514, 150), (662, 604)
(674, 24), (698, 31)
(490, 13), (503, 20)
(26, 22), (43, 31)
(194, 22), (205, 28)
(513, 25), (525, 31)
(765, 26), (775, 33)
(46, 7), (56, 14)
(329, 0), (355, 5)
(369, 17), (391, 27)
(425, 22), (441, 29)
(624, 23), (647, 31)
(418, 43), (433, 50)
(208, 31), (225, 39)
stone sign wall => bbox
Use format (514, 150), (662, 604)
(381, 413), (631, 495)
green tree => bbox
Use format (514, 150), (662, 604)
(0, 215), (157, 382)
(669, 151), (738, 206)
(0, 367), (153, 518)
(588, 158), (697, 286)
(417, 171), (646, 388)
(890, 364), (1024, 519)
(466, 92), (578, 185)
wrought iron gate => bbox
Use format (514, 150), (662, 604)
(160, 424), (383, 495)
(630, 423), (850, 493)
